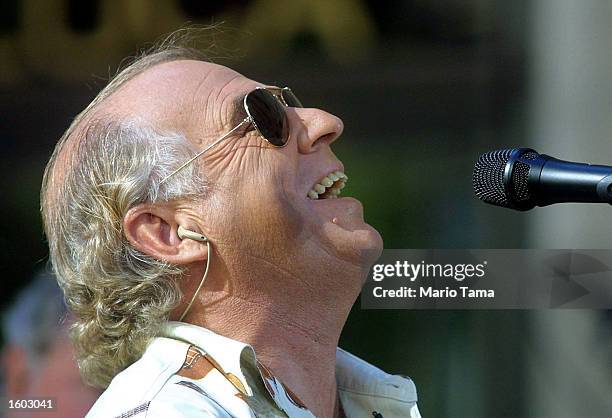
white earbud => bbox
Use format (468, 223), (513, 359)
(176, 225), (211, 322)
(177, 225), (208, 242)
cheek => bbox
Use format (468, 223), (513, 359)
(245, 179), (305, 241)
(214, 172), (306, 255)
(209, 142), (307, 251)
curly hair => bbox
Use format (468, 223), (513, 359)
(40, 38), (208, 388)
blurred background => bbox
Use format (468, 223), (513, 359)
(0, 0), (611, 417)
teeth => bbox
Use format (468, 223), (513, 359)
(308, 190), (319, 199)
(307, 170), (349, 200)
(321, 177), (334, 187)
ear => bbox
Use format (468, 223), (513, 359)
(123, 204), (207, 265)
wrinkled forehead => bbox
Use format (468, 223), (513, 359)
(104, 60), (259, 141)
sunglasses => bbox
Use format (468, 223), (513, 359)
(160, 86), (303, 184)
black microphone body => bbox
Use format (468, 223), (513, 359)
(473, 148), (612, 211)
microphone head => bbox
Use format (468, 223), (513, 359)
(472, 148), (540, 210)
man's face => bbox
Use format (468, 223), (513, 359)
(115, 60), (382, 282)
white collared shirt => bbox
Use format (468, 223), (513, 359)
(86, 322), (421, 418)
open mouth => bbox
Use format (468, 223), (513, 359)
(307, 170), (348, 200)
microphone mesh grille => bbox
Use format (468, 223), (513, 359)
(511, 150), (538, 202)
(472, 149), (513, 207)
(511, 161), (531, 201)
(473, 149), (539, 209)
(523, 151), (538, 160)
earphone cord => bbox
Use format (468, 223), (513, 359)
(178, 240), (211, 322)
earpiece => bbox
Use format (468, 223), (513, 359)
(176, 225), (212, 322)
(177, 225), (208, 242)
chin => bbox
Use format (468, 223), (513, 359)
(352, 223), (384, 264)
(300, 195), (384, 267)
(325, 220), (384, 269)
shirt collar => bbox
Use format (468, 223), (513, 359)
(163, 321), (257, 396)
(336, 348), (419, 416)
(163, 321), (315, 417)
(162, 321), (418, 417)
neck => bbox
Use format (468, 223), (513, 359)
(183, 249), (365, 418)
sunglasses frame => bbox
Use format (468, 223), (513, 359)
(159, 86), (301, 184)
(244, 86), (297, 149)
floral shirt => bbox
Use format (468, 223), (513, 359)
(86, 322), (421, 418)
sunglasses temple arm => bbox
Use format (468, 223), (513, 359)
(159, 117), (251, 185)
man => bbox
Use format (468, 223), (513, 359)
(41, 36), (421, 417)
(2, 272), (101, 417)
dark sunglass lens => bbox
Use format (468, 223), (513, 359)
(282, 88), (303, 108)
(245, 89), (288, 146)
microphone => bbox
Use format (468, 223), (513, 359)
(472, 148), (612, 211)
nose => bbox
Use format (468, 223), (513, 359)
(290, 108), (344, 154)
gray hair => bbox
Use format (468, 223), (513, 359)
(41, 39), (208, 388)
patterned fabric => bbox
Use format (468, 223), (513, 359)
(175, 380), (210, 397)
(255, 361), (314, 417)
(86, 322), (421, 418)
(113, 401), (150, 418)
